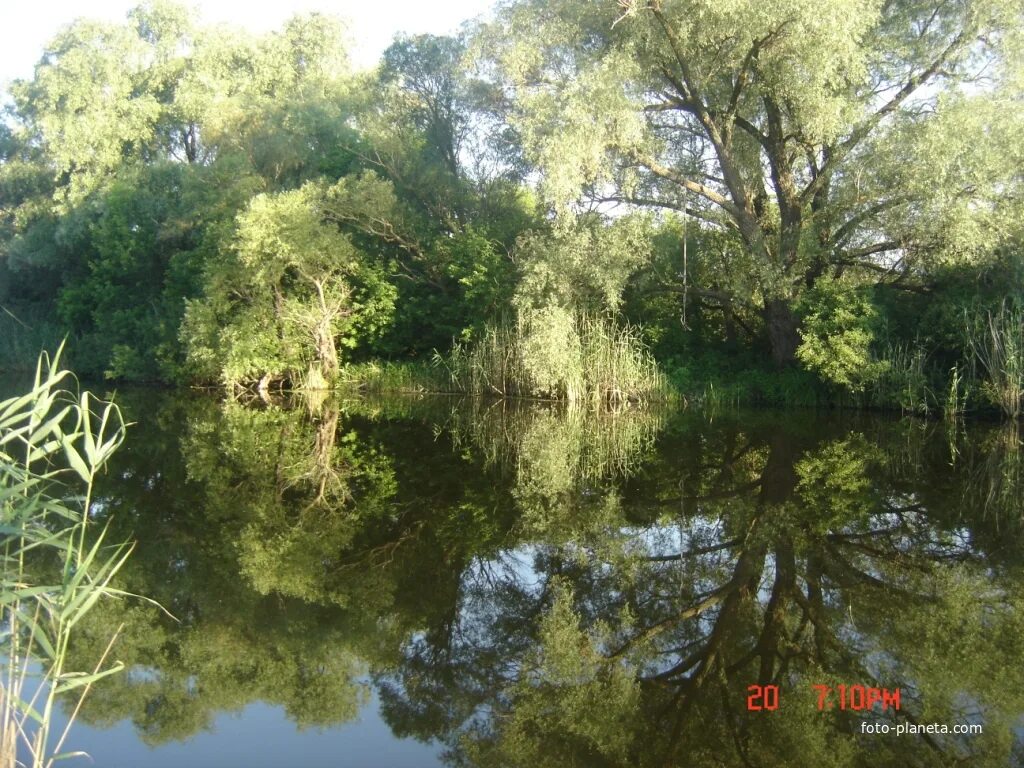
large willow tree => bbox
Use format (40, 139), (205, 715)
(481, 0), (1024, 365)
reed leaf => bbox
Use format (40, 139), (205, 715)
(1, 349), (135, 768)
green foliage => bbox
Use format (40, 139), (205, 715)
(479, 0), (1024, 365)
(52, 165), (199, 380)
(327, 33), (537, 357)
(442, 227), (518, 342)
(1, 4), (365, 381)
(0, 309), (66, 374)
(426, 211), (669, 404)
(966, 303), (1024, 418)
(872, 249), (1024, 373)
(796, 278), (887, 391)
(666, 354), (825, 407)
(441, 314), (670, 404)
(1, 0), (1024, 416)
(866, 343), (934, 414)
(181, 184), (396, 388)
(514, 214), (653, 314)
(338, 361), (453, 394)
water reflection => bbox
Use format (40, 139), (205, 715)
(59, 392), (1024, 766)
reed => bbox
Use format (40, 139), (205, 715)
(966, 303), (1024, 419)
(943, 364), (969, 421)
(338, 314), (670, 405)
(338, 360), (453, 394)
(0, 311), (66, 374)
(867, 343), (933, 415)
(1, 347), (133, 768)
(442, 324), (527, 397)
(441, 313), (671, 405)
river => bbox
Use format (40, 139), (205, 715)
(24, 388), (1024, 766)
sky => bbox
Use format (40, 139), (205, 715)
(0, 0), (497, 89)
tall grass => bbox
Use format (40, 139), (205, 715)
(338, 360), (453, 395)
(678, 367), (822, 409)
(0, 311), (66, 374)
(338, 315), (670, 406)
(443, 324), (526, 398)
(1, 347), (133, 768)
(439, 314), (670, 406)
(966, 304), (1024, 419)
(943, 364), (969, 421)
(867, 344), (933, 415)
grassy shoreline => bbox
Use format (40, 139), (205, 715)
(334, 356), (1019, 420)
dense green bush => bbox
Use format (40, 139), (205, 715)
(796, 279), (888, 392)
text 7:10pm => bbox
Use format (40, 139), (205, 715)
(746, 685), (901, 711)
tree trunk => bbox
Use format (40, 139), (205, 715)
(762, 299), (800, 368)
(759, 430), (800, 504)
(310, 279), (339, 385)
(313, 319), (339, 384)
(723, 305), (738, 349)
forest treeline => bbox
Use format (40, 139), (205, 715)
(1, 0), (1023, 412)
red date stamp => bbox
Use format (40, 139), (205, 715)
(747, 684), (901, 712)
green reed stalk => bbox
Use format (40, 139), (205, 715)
(441, 313), (669, 405)
(868, 343), (933, 414)
(1, 346), (133, 768)
(966, 303), (1024, 419)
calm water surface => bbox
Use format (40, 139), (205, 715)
(25, 389), (1024, 766)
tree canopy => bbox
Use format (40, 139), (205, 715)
(1, 0), (1023, 411)
(478, 0), (1024, 366)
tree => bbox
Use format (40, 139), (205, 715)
(8, 4), (353, 200)
(1, 3), (361, 380)
(181, 184), (396, 389)
(480, 0), (1024, 365)
(338, 33), (538, 355)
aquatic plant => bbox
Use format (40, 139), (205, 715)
(867, 343), (933, 415)
(1, 348), (132, 768)
(441, 313), (670, 405)
(339, 360), (454, 395)
(943, 363), (969, 420)
(966, 303), (1024, 419)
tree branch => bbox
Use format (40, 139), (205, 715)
(634, 153), (740, 215)
(836, 240), (902, 262)
(803, 28), (972, 205)
(591, 194), (723, 225)
(831, 196), (910, 244)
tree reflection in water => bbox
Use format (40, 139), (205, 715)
(61, 392), (1024, 766)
